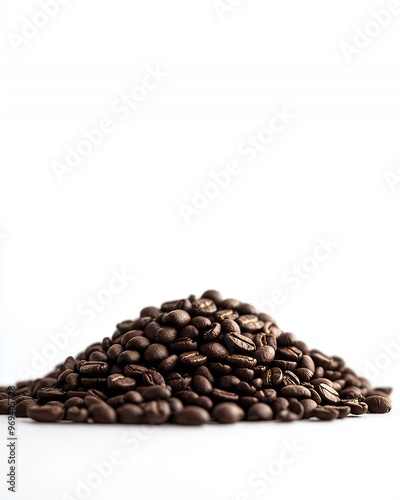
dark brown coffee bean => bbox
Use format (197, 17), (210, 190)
(240, 396), (259, 409)
(142, 400), (171, 424)
(107, 374), (136, 392)
(278, 410), (300, 421)
(212, 402), (244, 423)
(277, 346), (302, 362)
(117, 404), (143, 424)
(107, 395), (126, 408)
(190, 316), (212, 330)
(301, 398), (317, 418)
(299, 354), (315, 372)
(64, 397), (85, 409)
(89, 403), (117, 423)
(234, 368), (254, 382)
(365, 395), (391, 414)
(107, 344), (124, 360)
(173, 406), (210, 425)
(200, 342), (229, 361)
(340, 387), (364, 400)
(272, 360), (297, 371)
(15, 399), (37, 417)
(294, 368), (313, 382)
(28, 405), (64, 422)
(175, 390), (199, 405)
(315, 383), (340, 404)
(142, 369), (165, 386)
(143, 322), (161, 342)
(142, 385), (171, 401)
(167, 373), (192, 392)
(215, 309), (239, 322)
(192, 375), (213, 394)
(143, 344), (169, 365)
(254, 389), (277, 404)
(191, 396), (213, 410)
(124, 391), (143, 404)
(168, 397), (184, 414)
(310, 350), (332, 369)
(203, 322), (222, 342)
(201, 289), (223, 304)
(237, 315), (264, 333)
(225, 333), (256, 353)
(308, 388), (322, 404)
(247, 402), (273, 421)
(345, 400), (368, 415)
(179, 351), (207, 367)
(221, 319), (241, 334)
(211, 388), (239, 402)
(126, 336), (151, 350)
(77, 361), (110, 377)
(162, 309), (191, 328)
(195, 366), (215, 384)
(123, 364), (148, 378)
(272, 397), (289, 414)
(226, 354), (257, 369)
(311, 378), (333, 387)
(37, 388), (65, 402)
(280, 385), (311, 399)
(313, 406), (339, 420)
(67, 406), (89, 423)
(178, 325), (199, 339)
(277, 332), (297, 346)
(253, 346), (275, 364)
(208, 363), (232, 375)
(192, 298), (217, 316)
(326, 405), (351, 418)
(89, 351), (108, 362)
(171, 337), (198, 354)
(158, 354), (179, 373)
(117, 351), (141, 365)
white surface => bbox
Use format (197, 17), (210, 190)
(1, 1), (399, 499)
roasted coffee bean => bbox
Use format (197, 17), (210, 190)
(142, 385), (171, 401)
(221, 319), (241, 335)
(212, 402), (245, 423)
(288, 398), (305, 418)
(234, 368), (254, 382)
(215, 309), (239, 322)
(308, 388), (322, 404)
(365, 395), (391, 414)
(200, 342), (229, 361)
(315, 383), (340, 404)
(124, 391), (143, 404)
(195, 366), (215, 384)
(326, 405), (350, 419)
(201, 289), (223, 305)
(313, 406), (339, 420)
(143, 323), (161, 342)
(240, 396), (259, 409)
(294, 368), (313, 382)
(77, 361), (110, 377)
(66, 406), (89, 422)
(225, 333), (256, 353)
(277, 346), (303, 362)
(340, 387), (364, 400)
(190, 316), (212, 330)
(27, 405), (64, 422)
(192, 375), (213, 395)
(173, 406), (210, 425)
(277, 332), (297, 346)
(175, 390), (199, 405)
(237, 315), (264, 333)
(65, 373), (80, 391)
(280, 385), (311, 399)
(142, 369), (165, 386)
(226, 354), (257, 369)
(64, 397), (85, 409)
(142, 400), (171, 424)
(162, 310), (191, 328)
(81, 378), (107, 388)
(254, 389), (277, 404)
(191, 396), (214, 410)
(140, 306), (160, 318)
(310, 350), (332, 369)
(37, 388), (65, 402)
(247, 403), (273, 421)
(298, 354), (315, 372)
(178, 325), (199, 339)
(89, 403), (117, 423)
(272, 397), (289, 414)
(143, 344), (169, 365)
(107, 344), (124, 360)
(252, 346), (275, 364)
(15, 399), (37, 417)
(311, 378), (333, 387)
(278, 410), (301, 422)
(123, 364), (148, 378)
(107, 374), (136, 392)
(179, 351), (207, 367)
(126, 336), (151, 350)
(117, 351), (141, 365)
(58, 368), (74, 385)
(167, 373), (192, 392)
(272, 360), (297, 371)
(251, 378), (263, 390)
(117, 404), (144, 424)
(158, 354), (179, 373)
(211, 388), (239, 402)
(89, 351), (108, 362)
(282, 371), (301, 386)
(171, 338), (198, 354)
(203, 322), (222, 342)
(107, 395), (126, 408)
(301, 398), (317, 418)
(346, 400), (368, 415)
(168, 397), (184, 414)
(192, 298), (217, 316)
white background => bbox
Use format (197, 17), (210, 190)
(1, 1), (399, 499)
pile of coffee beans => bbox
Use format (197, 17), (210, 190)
(0, 290), (392, 425)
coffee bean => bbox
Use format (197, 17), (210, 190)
(117, 351), (141, 365)
(179, 351), (207, 367)
(162, 310), (191, 328)
(224, 333), (256, 353)
(237, 315), (264, 333)
(277, 346), (303, 362)
(225, 354), (257, 369)
(252, 346), (275, 364)
(247, 403), (273, 421)
(277, 332), (297, 346)
(192, 375), (213, 395)
(254, 389), (277, 404)
(221, 319), (241, 335)
(89, 403), (117, 423)
(219, 375), (241, 390)
(37, 388), (65, 402)
(192, 298), (217, 316)
(191, 396), (214, 410)
(346, 400), (368, 415)
(200, 342), (229, 361)
(171, 337), (198, 354)
(173, 406), (210, 425)
(158, 354), (179, 373)
(212, 402), (244, 423)
(27, 405), (64, 422)
(315, 383), (340, 404)
(144, 344), (169, 365)
(234, 368), (254, 382)
(190, 316), (212, 330)
(142, 385), (171, 401)
(313, 406), (339, 420)
(107, 374), (136, 392)
(280, 385), (311, 399)
(365, 395), (391, 414)
(142, 400), (171, 424)
(211, 388), (239, 402)
(179, 325), (199, 339)
(215, 309), (239, 322)
(203, 322), (222, 342)
(126, 336), (151, 350)
(195, 366), (215, 384)
(208, 363), (232, 375)
(15, 399), (37, 417)
(66, 407), (89, 423)
(77, 361), (110, 377)
(301, 398), (317, 418)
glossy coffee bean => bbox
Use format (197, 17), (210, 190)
(173, 406), (210, 425)
(247, 403), (273, 421)
(212, 402), (245, 423)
